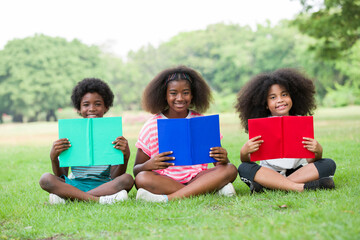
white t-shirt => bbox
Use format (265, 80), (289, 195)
(260, 158), (308, 175)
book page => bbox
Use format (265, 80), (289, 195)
(190, 115), (220, 165)
(157, 118), (192, 165)
(92, 117), (124, 166)
(282, 116), (315, 158)
(58, 118), (90, 167)
(248, 117), (283, 161)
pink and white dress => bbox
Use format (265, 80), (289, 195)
(135, 110), (209, 184)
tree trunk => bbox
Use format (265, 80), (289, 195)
(12, 114), (23, 123)
(46, 109), (57, 122)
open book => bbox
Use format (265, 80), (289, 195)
(248, 116), (315, 161)
(58, 117), (124, 167)
(157, 115), (221, 166)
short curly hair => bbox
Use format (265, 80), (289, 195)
(71, 78), (114, 111)
(235, 68), (316, 133)
(142, 65), (212, 114)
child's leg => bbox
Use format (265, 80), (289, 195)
(39, 173), (99, 201)
(166, 163), (237, 200)
(253, 167), (305, 192)
(87, 173), (134, 197)
(286, 163), (319, 183)
(135, 171), (185, 194)
(287, 158), (336, 189)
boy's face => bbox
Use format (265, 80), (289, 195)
(79, 92), (108, 118)
(266, 84), (292, 116)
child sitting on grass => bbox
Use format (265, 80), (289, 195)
(133, 65), (238, 202)
(235, 68), (336, 193)
(39, 78), (134, 204)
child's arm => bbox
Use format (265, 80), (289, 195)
(50, 138), (70, 177)
(110, 136), (130, 178)
(240, 136), (264, 162)
(133, 149), (175, 176)
(302, 137), (323, 162)
(210, 147), (229, 165)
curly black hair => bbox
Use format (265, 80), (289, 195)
(71, 78), (114, 111)
(142, 65), (212, 114)
(235, 68), (316, 133)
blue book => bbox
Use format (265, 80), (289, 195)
(157, 115), (221, 166)
(58, 117), (124, 167)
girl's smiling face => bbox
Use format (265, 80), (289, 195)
(79, 92), (108, 118)
(267, 84), (292, 116)
(165, 79), (193, 118)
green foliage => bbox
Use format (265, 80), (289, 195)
(294, 0), (360, 59)
(323, 82), (360, 107)
(1, 18), (359, 121)
(0, 34), (105, 122)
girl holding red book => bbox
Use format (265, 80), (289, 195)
(235, 68), (336, 193)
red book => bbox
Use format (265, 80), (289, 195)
(248, 116), (315, 161)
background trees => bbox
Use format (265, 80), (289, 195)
(293, 0), (360, 59)
(0, 0), (359, 123)
(0, 34), (105, 122)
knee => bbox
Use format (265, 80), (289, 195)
(322, 158), (337, 176)
(214, 163), (238, 182)
(120, 173), (135, 190)
(39, 173), (55, 191)
(224, 163), (238, 181)
(315, 158), (337, 178)
(238, 162), (251, 177)
(134, 171), (152, 189)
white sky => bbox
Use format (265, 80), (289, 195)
(0, 0), (303, 58)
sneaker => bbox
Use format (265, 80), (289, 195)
(49, 194), (65, 205)
(250, 181), (264, 194)
(218, 183), (236, 197)
(241, 177), (264, 194)
(304, 177), (335, 190)
(99, 190), (128, 204)
(136, 188), (168, 203)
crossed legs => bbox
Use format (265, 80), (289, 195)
(39, 173), (134, 202)
(135, 163), (237, 201)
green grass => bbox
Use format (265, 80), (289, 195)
(1, 107), (360, 239)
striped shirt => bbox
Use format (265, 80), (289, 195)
(69, 165), (112, 182)
(135, 110), (208, 184)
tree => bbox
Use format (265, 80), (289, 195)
(293, 0), (360, 59)
(0, 34), (105, 122)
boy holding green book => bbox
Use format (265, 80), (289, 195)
(39, 78), (134, 204)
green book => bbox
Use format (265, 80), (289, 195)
(58, 117), (124, 167)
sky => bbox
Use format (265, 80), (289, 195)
(0, 0), (303, 58)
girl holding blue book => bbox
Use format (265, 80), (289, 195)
(133, 66), (237, 202)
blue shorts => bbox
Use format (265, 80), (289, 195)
(63, 175), (111, 192)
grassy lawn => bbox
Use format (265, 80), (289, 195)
(0, 106), (360, 239)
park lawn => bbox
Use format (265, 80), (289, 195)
(0, 106), (359, 239)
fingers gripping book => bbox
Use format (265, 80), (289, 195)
(58, 117), (124, 167)
(248, 116), (315, 161)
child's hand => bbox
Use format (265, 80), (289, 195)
(210, 147), (229, 164)
(240, 136), (263, 162)
(146, 151), (175, 170)
(243, 136), (264, 155)
(302, 137), (323, 154)
(50, 138), (71, 161)
(112, 136), (130, 160)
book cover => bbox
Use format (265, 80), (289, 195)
(248, 116), (315, 161)
(58, 117), (124, 167)
(157, 115), (221, 166)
